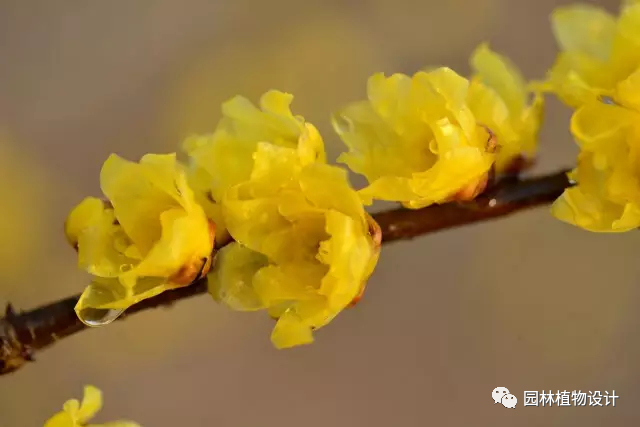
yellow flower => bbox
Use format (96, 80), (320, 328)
(44, 385), (140, 427)
(540, 2), (640, 107)
(552, 67), (640, 231)
(467, 43), (544, 172)
(209, 139), (380, 349)
(332, 67), (496, 209)
(183, 90), (325, 241)
(65, 153), (215, 325)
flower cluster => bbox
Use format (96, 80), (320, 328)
(66, 46), (543, 346)
(332, 47), (542, 208)
(44, 385), (139, 427)
(187, 91), (380, 348)
(541, 1), (640, 231)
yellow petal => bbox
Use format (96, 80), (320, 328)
(77, 385), (102, 424)
(551, 4), (616, 60)
(271, 309), (314, 349)
(409, 118), (493, 207)
(544, 52), (610, 107)
(467, 78), (512, 138)
(416, 68), (477, 140)
(183, 131), (257, 203)
(299, 163), (365, 221)
(64, 197), (107, 247)
(470, 43), (526, 115)
(358, 175), (419, 205)
(100, 154), (184, 254)
(249, 142), (303, 194)
(62, 399), (80, 417)
(570, 101), (634, 154)
(65, 198), (134, 278)
(552, 186), (640, 232)
(253, 262), (327, 307)
(519, 91), (545, 156)
(208, 242), (268, 311)
(615, 66), (640, 109)
(223, 91), (302, 145)
(318, 210), (373, 310)
(609, 4), (640, 81)
(44, 411), (75, 427)
(552, 152), (640, 232)
(297, 123), (326, 165)
(122, 205), (210, 282)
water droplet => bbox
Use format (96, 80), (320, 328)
(78, 307), (125, 326)
(600, 95), (617, 105)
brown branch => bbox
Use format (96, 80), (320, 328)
(0, 168), (571, 376)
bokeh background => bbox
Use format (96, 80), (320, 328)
(1, 0), (638, 425)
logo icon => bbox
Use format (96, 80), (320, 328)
(502, 393), (517, 408)
(492, 387), (510, 404)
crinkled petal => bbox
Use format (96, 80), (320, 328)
(222, 91), (302, 145)
(552, 152), (640, 232)
(271, 308), (314, 349)
(409, 118), (494, 207)
(570, 101), (634, 155)
(299, 163), (365, 221)
(333, 103), (434, 181)
(367, 72), (416, 132)
(552, 186), (640, 232)
(416, 68), (477, 140)
(183, 91), (325, 206)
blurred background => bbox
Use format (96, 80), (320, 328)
(1, 0), (638, 425)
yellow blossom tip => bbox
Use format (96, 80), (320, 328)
(44, 385), (140, 427)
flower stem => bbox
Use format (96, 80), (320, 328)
(0, 168), (571, 376)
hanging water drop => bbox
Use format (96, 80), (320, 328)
(77, 307), (125, 326)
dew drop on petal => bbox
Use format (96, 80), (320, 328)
(77, 307), (125, 326)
